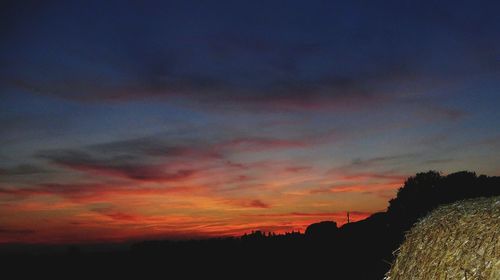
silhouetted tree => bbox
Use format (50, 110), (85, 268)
(305, 221), (338, 240)
(387, 171), (500, 231)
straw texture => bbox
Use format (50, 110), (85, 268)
(385, 196), (500, 280)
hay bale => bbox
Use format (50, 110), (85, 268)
(385, 196), (500, 280)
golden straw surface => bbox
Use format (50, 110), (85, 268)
(385, 196), (500, 280)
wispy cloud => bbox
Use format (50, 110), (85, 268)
(348, 154), (418, 168)
(309, 182), (399, 195)
(36, 149), (198, 183)
(218, 137), (307, 152)
(246, 199), (270, 208)
(0, 227), (36, 235)
(0, 183), (205, 204)
(0, 164), (48, 176)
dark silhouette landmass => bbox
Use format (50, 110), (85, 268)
(1, 171), (499, 279)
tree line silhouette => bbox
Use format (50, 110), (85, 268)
(1, 171), (499, 279)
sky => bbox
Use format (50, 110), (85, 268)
(1, 0), (499, 244)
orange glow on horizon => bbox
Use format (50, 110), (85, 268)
(0, 156), (404, 244)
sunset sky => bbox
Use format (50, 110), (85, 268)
(1, 0), (499, 244)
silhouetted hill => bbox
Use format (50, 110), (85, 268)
(1, 171), (498, 279)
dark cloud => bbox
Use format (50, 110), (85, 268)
(4, 63), (403, 112)
(350, 154), (419, 168)
(33, 132), (325, 183)
(0, 183), (202, 203)
(87, 136), (223, 160)
(339, 171), (407, 182)
(0, 183), (116, 198)
(90, 207), (140, 221)
(3, 1), (498, 111)
(219, 137), (307, 152)
(247, 199), (270, 209)
(285, 166), (312, 173)
(80, 133), (313, 160)
(423, 158), (456, 164)
(0, 227), (36, 235)
(0, 164), (48, 176)
(36, 149), (197, 183)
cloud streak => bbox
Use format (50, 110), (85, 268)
(4, 1), (495, 114)
(0, 183), (205, 204)
(0, 164), (47, 176)
(36, 149), (198, 183)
